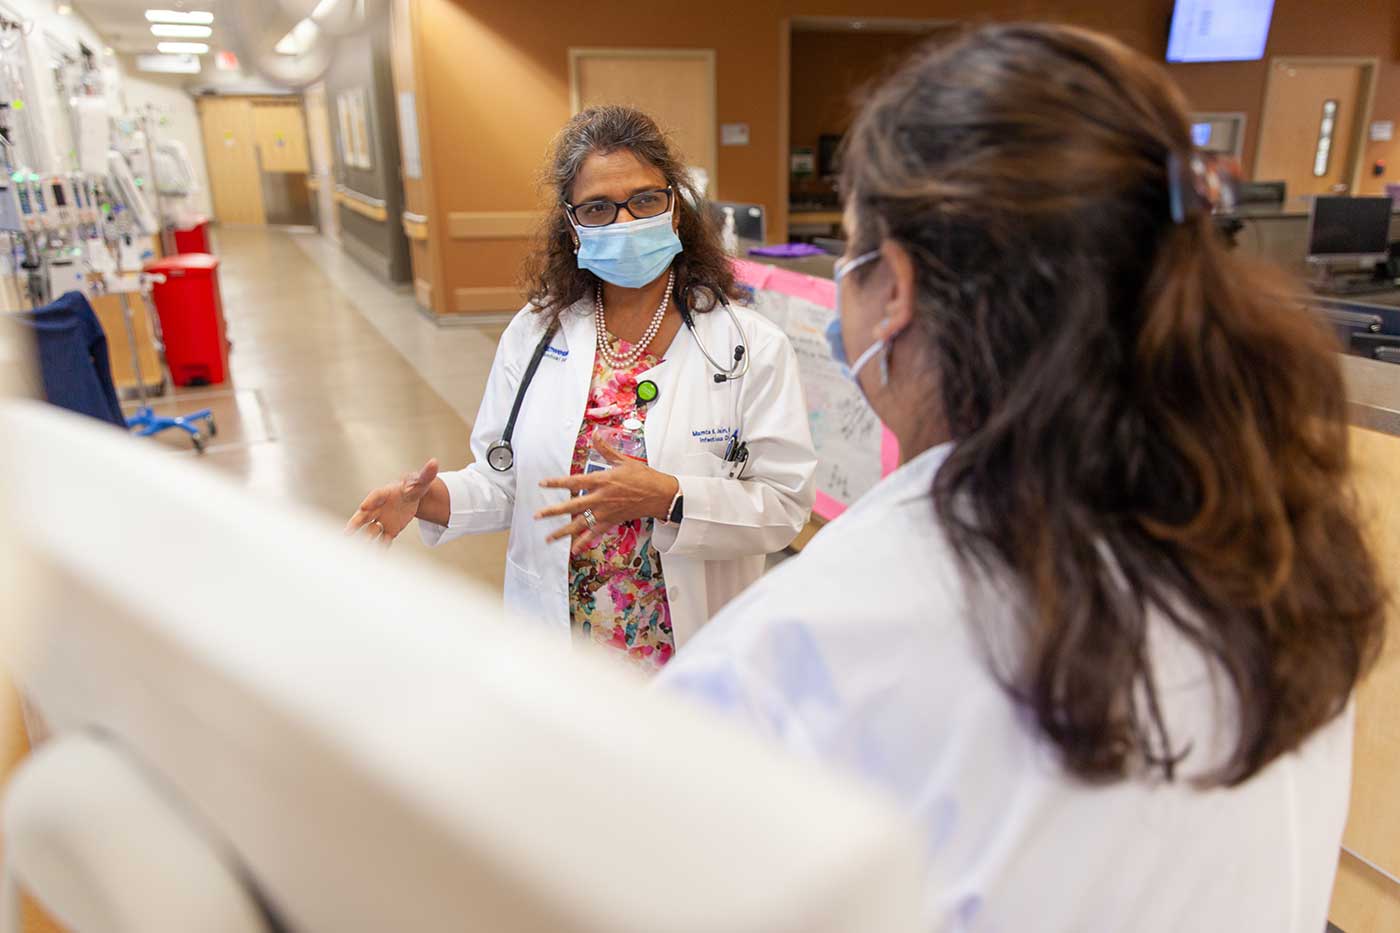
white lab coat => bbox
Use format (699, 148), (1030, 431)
(662, 443), (1354, 932)
(420, 297), (817, 647)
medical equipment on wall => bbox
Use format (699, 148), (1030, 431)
(124, 124), (203, 230)
(0, 20), (61, 174)
(0, 25), (214, 451)
(485, 287), (752, 474)
(72, 95), (110, 175)
(106, 148), (158, 237)
(45, 174), (75, 227)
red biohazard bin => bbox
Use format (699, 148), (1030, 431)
(172, 217), (211, 254)
(145, 253), (229, 386)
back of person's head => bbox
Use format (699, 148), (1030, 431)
(523, 105), (736, 316)
(839, 23), (1385, 785)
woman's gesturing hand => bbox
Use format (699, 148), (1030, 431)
(346, 459), (440, 547)
(535, 434), (680, 555)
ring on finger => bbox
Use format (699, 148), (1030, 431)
(582, 508), (597, 530)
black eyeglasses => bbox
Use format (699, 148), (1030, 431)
(565, 186), (673, 228)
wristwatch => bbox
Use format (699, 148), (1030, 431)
(666, 492), (684, 525)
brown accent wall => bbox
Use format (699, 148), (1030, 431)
(405, 0), (1398, 316)
(788, 30), (933, 202)
(1166, 0), (1400, 187)
(390, 0), (443, 310)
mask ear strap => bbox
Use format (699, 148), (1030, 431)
(876, 314), (903, 386)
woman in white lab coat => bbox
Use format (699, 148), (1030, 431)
(662, 25), (1385, 931)
(348, 106), (816, 670)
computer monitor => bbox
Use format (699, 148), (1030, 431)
(817, 134), (843, 178)
(0, 399), (924, 933)
(1306, 196), (1394, 264)
(707, 200), (765, 242)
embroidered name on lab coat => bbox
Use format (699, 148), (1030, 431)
(544, 346), (568, 361)
(692, 427), (731, 445)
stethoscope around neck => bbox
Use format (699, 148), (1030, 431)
(484, 282), (751, 473)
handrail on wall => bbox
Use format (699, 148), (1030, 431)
(334, 185), (386, 210)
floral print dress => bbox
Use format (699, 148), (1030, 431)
(568, 336), (675, 673)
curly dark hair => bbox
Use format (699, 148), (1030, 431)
(521, 106), (740, 318)
(841, 24), (1385, 786)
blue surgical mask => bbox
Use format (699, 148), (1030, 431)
(574, 209), (684, 289)
(825, 250), (886, 393)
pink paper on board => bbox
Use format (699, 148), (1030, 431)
(881, 426), (900, 475)
(764, 267), (836, 308)
(813, 491), (847, 521)
(744, 260), (899, 522)
(732, 259), (774, 290)
(811, 430), (900, 521)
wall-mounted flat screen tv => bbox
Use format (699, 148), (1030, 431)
(1166, 0), (1276, 63)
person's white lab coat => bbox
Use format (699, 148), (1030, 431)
(420, 297), (817, 647)
(661, 443), (1354, 932)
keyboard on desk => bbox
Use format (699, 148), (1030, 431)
(1317, 279), (1400, 297)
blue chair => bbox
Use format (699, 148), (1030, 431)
(13, 290), (216, 451)
(12, 290), (125, 427)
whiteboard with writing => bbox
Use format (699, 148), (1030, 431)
(735, 260), (892, 520)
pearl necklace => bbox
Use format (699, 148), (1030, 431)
(594, 269), (674, 369)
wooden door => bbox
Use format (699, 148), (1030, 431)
(198, 97), (265, 225)
(1254, 60), (1367, 203)
(572, 50), (716, 196)
(251, 101), (311, 174)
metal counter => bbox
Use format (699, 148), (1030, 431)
(1344, 355), (1400, 437)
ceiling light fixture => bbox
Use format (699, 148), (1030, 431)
(136, 53), (201, 75)
(150, 23), (212, 38)
(145, 10), (214, 25)
(157, 41), (209, 54)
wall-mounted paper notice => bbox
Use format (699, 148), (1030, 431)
(397, 91), (421, 179)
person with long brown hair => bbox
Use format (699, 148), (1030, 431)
(663, 24), (1385, 928)
(348, 106), (815, 672)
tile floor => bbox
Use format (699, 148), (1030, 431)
(125, 225), (512, 592)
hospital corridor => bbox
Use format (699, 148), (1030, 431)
(3, 0), (1400, 931)
(124, 225), (509, 590)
